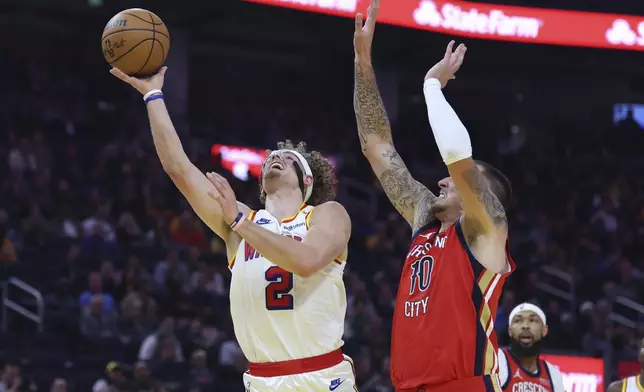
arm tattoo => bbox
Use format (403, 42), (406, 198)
(353, 62), (393, 150)
(378, 147), (436, 227)
(461, 165), (507, 237)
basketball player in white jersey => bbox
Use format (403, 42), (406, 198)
(607, 337), (644, 392)
(498, 303), (565, 392)
(109, 68), (357, 391)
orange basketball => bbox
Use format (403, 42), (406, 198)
(101, 8), (170, 76)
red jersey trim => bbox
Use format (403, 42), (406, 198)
(501, 348), (555, 391)
(456, 220), (505, 378)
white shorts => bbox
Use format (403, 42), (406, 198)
(243, 355), (357, 392)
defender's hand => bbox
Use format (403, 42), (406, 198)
(424, 41), (467, 88)
(206, 172), (240, 225)
(354, 0), (380, 65)
(110, 66), (167, 95)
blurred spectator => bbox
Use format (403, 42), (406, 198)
(154, 250), (189, 291)
(0, 224), (16, 264)
(139, 317), (184, 362)
(0, 361), (22, 392)
(120, 296), (157, 345)
(79, 273), (116, 315)
(150, 338), (189, 390)
(79, 295), (119, 340)
(92, 362), (132, 392)
(49, 378), (67, 392)
(188, 350), (214, 390)
(131, 362), (161, 391)
(169, 211), (208, 252)
(99, 260), (121, 298)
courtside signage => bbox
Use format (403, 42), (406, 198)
(244, 0), (644, 51)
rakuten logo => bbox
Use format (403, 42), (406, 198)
(268, 0), (357, 12)
(413, 0), (542, 39)
(605, 19), (644, 46)
(562, 372), (602, 392)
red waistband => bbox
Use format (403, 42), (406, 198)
(248, 349), (344, 377)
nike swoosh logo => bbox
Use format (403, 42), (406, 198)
(329, 380), (345, 391)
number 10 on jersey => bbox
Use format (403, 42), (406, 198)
(265, 266), (294, 310)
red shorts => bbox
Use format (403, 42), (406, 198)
(396, 375), (501, 392)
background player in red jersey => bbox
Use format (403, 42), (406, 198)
(354, 1), (514, 391)
(607, 337), (644, 392)
(498, 303), (565, 392)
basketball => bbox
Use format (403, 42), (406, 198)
(101, 9), (170, 76)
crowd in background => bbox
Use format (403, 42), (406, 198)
(0, 40), (644, 392)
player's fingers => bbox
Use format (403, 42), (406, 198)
(206, 188), (221, 202)
(372, 0), (381, 9)
(355, 13), (363, 32)
(366, 6), (378, 30)
(454, 47), (466, 68)
(205, 172), (217, 185)
(158, 66), (168, 76)
(210, 180), (230, 201)
(211, 175), (232, 198)
(109, 68), (130, 83)
(210, 171), (229, 186)
(444, 40), (455, 60)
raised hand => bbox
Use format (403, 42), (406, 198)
(424, 40), (467, 88)
(205, 172), (240, 225)
(354, 0), (380, 65)
(109, 66), (168, 95)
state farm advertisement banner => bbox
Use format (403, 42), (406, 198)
(244, 0), (644, 51)
(541, 354), (604, 392)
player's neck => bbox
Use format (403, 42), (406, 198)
(516, 355), (539, 373)
(264, 189), (305, 221)
(437, 212), (460, 232)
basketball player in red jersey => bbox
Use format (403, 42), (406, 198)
(499, 303), (564, 392)
(354, 1), (514, 391)
(607, 337), (644, 392)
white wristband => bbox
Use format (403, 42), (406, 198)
(423, 78), (473, 165)
(143, 89), (163, 101)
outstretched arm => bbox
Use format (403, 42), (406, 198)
(206, 173), (350, 278)
(353, 0), (436, 230)
(422, 42), (508, 273)
(109, 67), (248, 246)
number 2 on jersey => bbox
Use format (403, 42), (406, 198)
(265, 266), (294, 310)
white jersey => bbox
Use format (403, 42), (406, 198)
(228, 204), (348, 363)
(622, 375), (644, 392)
(498, 348), (565, 392)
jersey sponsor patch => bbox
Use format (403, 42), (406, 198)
(256, 217), (272, 225)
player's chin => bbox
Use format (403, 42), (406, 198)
(430, 198), (450, 213)
(263, 168), (282, 180)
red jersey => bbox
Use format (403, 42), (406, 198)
(391, 220), (515, 391)
(499, 348), (555, 392)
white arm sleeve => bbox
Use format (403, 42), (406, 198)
(498, 348), (509, 386)
(423, 78), (473, 165)
(546, 361), (566, 392)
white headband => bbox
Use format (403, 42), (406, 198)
(267, 149), (314, 202)
(509, 303), (547, 326)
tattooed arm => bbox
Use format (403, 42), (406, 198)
(448, 159), (507, 237)
(354, 62), (436, 230)
(353, 0), (436, 231)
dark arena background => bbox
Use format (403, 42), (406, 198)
(1, 0), (644, 390)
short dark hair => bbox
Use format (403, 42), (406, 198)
(474, 160), (512, 210)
